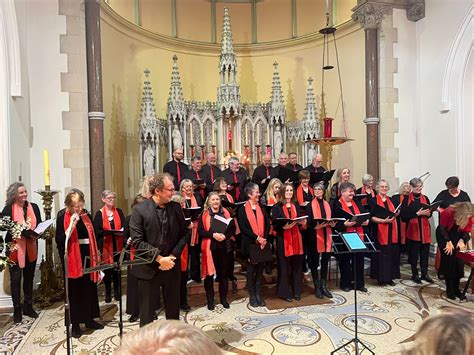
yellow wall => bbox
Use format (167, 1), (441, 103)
(101, 3), (366, 212)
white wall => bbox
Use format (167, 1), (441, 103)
(393, 1), (473, 200)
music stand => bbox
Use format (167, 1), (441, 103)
(331, 231), (378, 355)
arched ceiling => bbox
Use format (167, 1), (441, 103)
(104, 0), (357, 44)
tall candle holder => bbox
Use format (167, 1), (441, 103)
(35, 185), (62, 306)
(200, 145), (205, 160)
(255, 145), (261, 165)
(266, 145), (271, 157)
(190, 144), (195, 157)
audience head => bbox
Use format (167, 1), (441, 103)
(244, 182), (259, 201)
(228, 157), (240, 173)
(279, 183), (296, 204)
(409, 177), (423, 194)
(140, 175), (154, 199)
(5, 182), (27, 206)
(336, 167), (351, 183)
(402, 310), (473, 355)
(173, 148), (184, 162)
(191, 156), (202, 171)
(288, 152), (298, 165)
(452, 202), (474, 229)
(399, 182), (411, 195)
(64, 189), (86, 214)
(101, 190), (117, 208)
(206, 152), (217, 165)
(278, 153), (288, 167)
(339, 182), (356, 202)
(362, 174), (374, 188)
(261, 154), (272, 167)
(298, 169), (310, 185)
(179, 179), (193, 197)
(445, 176), (460, 191)
(114, 320), (222, 355)
(312, 154), (324, 168)
(150, 173), (175, 204)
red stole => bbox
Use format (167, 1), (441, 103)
(201, 209), (231, 279)
(399, 195), (407, 244)
(268, 196), (278, 236)
(375, 195), (398, 245)
(339, 197), (365, 240)
(11, 203), (38, 268)
(311, 198), (332, 252)
(360, 186), (375, 206)
(296, 185), (314, 206)
(64, 211), (100, 282)
(187, 195), (199, 246)
(101, 207), (123, 264)
(245, 202), (265, 239)
(406, 193), (431, 243)
(282, 204), (303, 257)
(223, 193), (240, 235)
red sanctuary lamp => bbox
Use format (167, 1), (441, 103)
(323, 117), (333, 138)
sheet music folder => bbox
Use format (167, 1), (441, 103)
(82, 247), (159, 273)
(332, 232), (378, 255)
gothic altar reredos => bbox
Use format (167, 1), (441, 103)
(139, 8), (321, 177)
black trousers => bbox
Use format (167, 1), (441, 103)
(247, 262), (264, 295)
(126, 267), (139, 316)
(407, 239), (430, 277)
(137, 264), (180, 327)
(189, 243), (201, 282)
(226, 238), (237, 282)
(103, 268), (120, 295)
(68, 275), (100, 325)
(377, 243), (400, 283)
(180, 271), (188, 307)
(204, 247), (229, 302)
(9, 258), (36, 308)
(276, 237), (303, 299)
(338, 253), (365, 289)
(306, 233), (332, 280)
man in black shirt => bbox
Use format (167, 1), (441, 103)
(130, 173), (189, 326)
(184, 156), (211, 199)
(202, 152), (222, 183)
(163, 148), (188, 190)
(252, 154), (274, 189)
(305, 154), (326, 173)
(286, 152), (303, 171)
(222, 156), (248, 202)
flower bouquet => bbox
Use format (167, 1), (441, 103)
(0, 216), (31, 271)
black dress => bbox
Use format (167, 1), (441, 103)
(55, 211), (100, 326)
(433, 189), (471, 209)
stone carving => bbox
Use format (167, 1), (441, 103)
(172, 123), (183, 149)
(407, 0), (425, 22)
(273, 125), (283, 158)
(143, 144), (155, 176)
(352, 4), (387, 29)
(307, 144), (316, 165)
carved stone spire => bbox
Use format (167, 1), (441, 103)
(167, 55), (186, 123)
(217, 7), (240, 118)
(269, 61), (285, 124)
(302, 77), (320, 139)
(140, 68), (158, 129)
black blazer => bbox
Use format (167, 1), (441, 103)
(129, 199), (189, 280)
(93, 208), (126, 252)
(238, 203), (270, 257)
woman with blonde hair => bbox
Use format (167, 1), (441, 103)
(262, 178), (282, 205)
(436, 202), (474, 300)
(330, 167), (351, 207)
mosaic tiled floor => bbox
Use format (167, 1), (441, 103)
(2, 271), (473, 354)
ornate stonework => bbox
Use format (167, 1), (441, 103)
(406, 0), (425, 22)
(352, 3), (389, 29)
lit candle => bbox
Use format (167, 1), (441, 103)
(245, 123), (249, 145)
(256, 126), (260, 144)
(267, 128), (270, 145)
(43, 149), (50, 186)
(189, 123), (194, 144)
(200, 127), (204, 145)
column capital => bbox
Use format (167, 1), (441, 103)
(352, 0), (425, 29)
(364, 116), (380, 125)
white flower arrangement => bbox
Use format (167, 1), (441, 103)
(0, 215), (31, 239)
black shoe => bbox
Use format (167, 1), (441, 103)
(412, 276), (422, 284)
(221, 299), (230, 309)
(22, 304), (39, 318)
(454, 290), (467, 301)
(13, 307), (22, 324)
(341, 287), (351, 292)
(71, 324), (82, 338)
(446, 293), (456, 300)
(180, 303), (191, 311)
(421, 275), (434, 283)
(105, 292), (112, 303)
(249, 294), (259, 307)
(294, 295), (301, 301)
(283, 297), (293, 303)
(387, 281), (396, 286)
(232, 280), (238, 294)
(377, 281), (387, 286)
(114, 290), (121, 301)
(358, 286), (368, 293)
(320, 280), (333, 298)
(128, 314), (139, 322)
(257, 298), (266, 307)
(85, 320), (104, 330)
(207, 302), (215, 311)
(192, 277), (202, 284)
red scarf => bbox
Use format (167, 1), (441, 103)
(296, 185), (313, 206)
(245, 202), (265, 239)
(282, 204), (303, 257)
(375, 195), (398, 245)
(360, 186), (375, 206)
(181, 195), (199, 272)
(64, 211), (100, 282)
(201, 209), (231, 279)
(311, 198), (332, 252)
(101, 207), (123, 264)
(267, 196), (278, 236)
(406, 193), (431, 243)
(339, 197), (365, 240)
(11, 203), (38, 268)
(399, 194), (407, 244)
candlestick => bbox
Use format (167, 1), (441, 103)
(255, 144), (261, 165)
(201, 145), (205, 160)
(43, 150), (50, 186)
(189, 123), (194, 145)
(267, 128), (270, 145)
(190, 144), (195, 157)
(200, 129), (204, 145)
(245, 123), (249, 145)
(256, 126), (260, 144)
(266, 144), (271, 157)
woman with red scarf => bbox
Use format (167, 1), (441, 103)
(56, 190), (103, 338)
(332, 182), (370, 292)
(272, 183), (306, 302)
(306, 182), (336, 298)
(436, 202), (473, 300)
(1, 182), (41, 323)
(401, 178), (434, 284)
(93, 190), (126, 303)
(330, 167), (351, 208)
(198, 192), (236, 310)
(296, 169), (314, 274)
(238, 183), (271, 307)
(369, 180), (400, 286)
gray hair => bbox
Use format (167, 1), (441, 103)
(244, 182), (259, 198)
(339, 182), (356, 193)
(376, 179), (389, 190)
(228, 156), (239, 165)
(5, 182), (25, 205)
(179, 179), (193, 195)
(101, 190), (116, 199)
(313, 182), (325, 190)
(409, 177), (423, 188)
(190, 156), (201, 164)
(362, 174), (374, 185)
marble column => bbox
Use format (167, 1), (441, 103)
(85, 0), (105, 213)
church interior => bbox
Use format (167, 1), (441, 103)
(0, 0), (473, 354)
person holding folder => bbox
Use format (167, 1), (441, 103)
(332, 182), (369, 292)
(198, 192), (236, 310)
(93, 190), (126, 303)
(296, 169), (314, 274)
(272, 183), (307, 302)
(369, 180), (400, 286)
(306, 182), (336, 298)
(1, 182), (42, 323)
(238, 183), (271, 307)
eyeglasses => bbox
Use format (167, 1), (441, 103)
(162, 187), (175, 192)
(105, 196), (116, 200)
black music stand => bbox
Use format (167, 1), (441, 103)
(331, 231), (378, 355)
